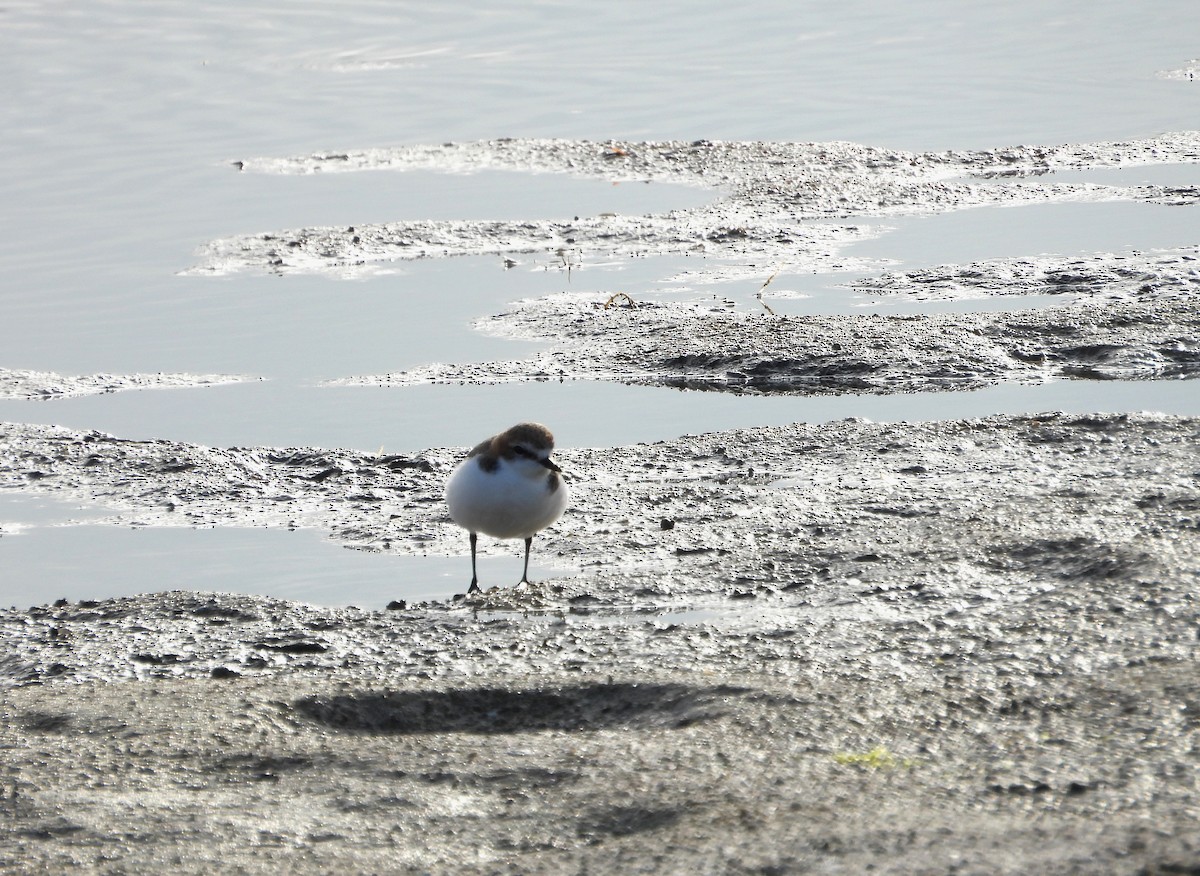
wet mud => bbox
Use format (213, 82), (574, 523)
(193, 134), (1200, 280)
(1159, 59), (1198, 82)
(4, 133), (1200, 872)
(333, 266), (1200, 392)
(3, 413), (1200, 871)
(0, 369), (246, 400)
(197, 136), (1200, 396)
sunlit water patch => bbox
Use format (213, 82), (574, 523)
(2, 378), (1196, 454)
(0, 178), (711, 380)
(757, 196), (1199, 314)
(848, 200), (1200, 272)
(0, 516), (565, 610)
(975, 162), (1200, 189)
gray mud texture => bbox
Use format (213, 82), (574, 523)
(192, 135), (1200, 395)
(194, 134), (1200, 281)
(3, 413), (1200, 873)
(334, 262), (1200, 392)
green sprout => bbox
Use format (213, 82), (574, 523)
(832, 746), (916, 770)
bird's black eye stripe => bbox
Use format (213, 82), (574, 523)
(513, 445), (529, 457)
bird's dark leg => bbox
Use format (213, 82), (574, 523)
(519, 536), (533, 585)
(468, 532), (480, 593)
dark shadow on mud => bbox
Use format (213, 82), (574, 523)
(294, 682), (750, 735)
(576, 805), (686, 839)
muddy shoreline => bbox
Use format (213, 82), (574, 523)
(333, 279), (1200, 393)
(3, 132), (1200, 873)
(193, 134), (1200, 281)
(3, 413), (1200, 873)
(0, 369), (247, 401)
(202, 136), (1200, 395)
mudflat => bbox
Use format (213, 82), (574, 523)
(3, 412), (1199, 873)
(3, 133), (1199, 872)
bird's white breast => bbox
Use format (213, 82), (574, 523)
(445, 456), (568, 540)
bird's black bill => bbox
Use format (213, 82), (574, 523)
(539, 457), (561, 473)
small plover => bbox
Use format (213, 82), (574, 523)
(444, 422), (569, 592)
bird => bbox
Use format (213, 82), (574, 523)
(444, 422), (569, 593)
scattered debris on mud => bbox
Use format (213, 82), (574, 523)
(1159, 58), (1199, 82)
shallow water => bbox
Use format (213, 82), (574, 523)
(2, 0), (1198, 607)
(999, 163), (1200, 188)
(765, 195), (1200, 314)
(847, 199), (1200, 277)
(0, 184), (712, 379)
(0, 491), (569, 609)
(0, 507), (561, 610)
(2, 378), (1198, 453)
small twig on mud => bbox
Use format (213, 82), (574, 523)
(555, 247), (580, 282)
(603, 292), (638, 309)
(756, 268), (784, 315)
